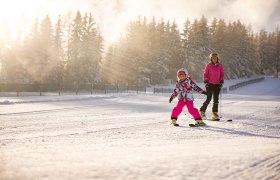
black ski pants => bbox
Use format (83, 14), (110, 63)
(200, 84), (221, 113)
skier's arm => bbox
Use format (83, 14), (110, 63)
(169, 83), (179, 103)
(203, 64), (210, 83)
(190, 79), (205, 94)
(220, 64), (224, 82)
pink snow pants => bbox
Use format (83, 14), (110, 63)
(171, 100), (201, 120)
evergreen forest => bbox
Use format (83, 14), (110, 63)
(0, 11), (279, 88)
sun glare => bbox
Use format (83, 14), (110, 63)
(0, 0), (126, 44)
(0, 0), (42, 39)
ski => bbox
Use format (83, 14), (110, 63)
(189, 123), (197, 127)
(190, 117), (232, 122)
(209, 119), (232, 121)
(208, 118), (220, 121)
(170, 122), (180, 126)
(189, 123), (207, 127)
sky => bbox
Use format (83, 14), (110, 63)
(0, 0), (279, 44)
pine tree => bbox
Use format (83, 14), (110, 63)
(102, 46), (115, 85)
(166, 20), (185, 82)
(68, 11), (83, 89)
(184, 16), (210, 80)
(248, 33), (261, 74)
(276, 28), (280, 68)
(2, 47), (26, 83)
(0, 21), (25, 83)
(0, 19), (12, 82)
(214, 19), (231, 78)
(22, 18), (42, 83)
(52, 15), (65, 89)
(234, 20), (251, 77)
(117, 17), (148, 85)
(148, 18), (169, 85)
(40, 15), (54, 84)
(81, 13), (103, 85)
(266, 32), (277, 74)
(259, 29), (270, 74)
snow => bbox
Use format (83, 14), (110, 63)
(0, 76), (279, 180)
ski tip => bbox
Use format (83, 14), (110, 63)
(226, 119), (233, 122)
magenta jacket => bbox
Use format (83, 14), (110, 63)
(203, 63), (224, 84)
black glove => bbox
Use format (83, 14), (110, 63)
(204, 81), (209, 88)
(169, 95), (174, 103)
(219, 80), (224, 88)
(202, 91), (207, 95)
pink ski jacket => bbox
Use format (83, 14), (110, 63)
(203, 63), (224, 84)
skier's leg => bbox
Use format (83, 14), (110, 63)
(186, 100), (201, 119)
(171, 100), (185, 120)
(212, 85), (221, 112)
(187, 101), (205, 126)
(200, 85), (213, 112)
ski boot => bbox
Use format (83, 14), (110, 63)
(195, 119), (206, 126)
(170, 119), (179, 126)
(199, 111), (207, 120)
(211, 112), (220, 121)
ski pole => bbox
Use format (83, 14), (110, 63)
(220, 89), (222, 118)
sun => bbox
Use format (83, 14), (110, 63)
(0, 0), (47, 41)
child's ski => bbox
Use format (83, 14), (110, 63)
(189, 123), (207, 127)
(189, 123), (197, 127)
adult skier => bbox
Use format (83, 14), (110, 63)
(200, 52), (224, 120)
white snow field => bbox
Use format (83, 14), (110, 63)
(0, 76), (279, 180)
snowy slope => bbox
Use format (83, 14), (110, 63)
(0, 76), (279, 180)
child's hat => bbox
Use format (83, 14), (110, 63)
(177, 68), (188, 76)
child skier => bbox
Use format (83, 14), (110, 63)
(199, 52), (224, 120)
(169, 68), (207, 126)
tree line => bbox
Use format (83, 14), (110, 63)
(0, 11), (279, 88)
(103, 16), (280, 85)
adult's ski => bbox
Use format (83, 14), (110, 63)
(205, 118), (232, 122)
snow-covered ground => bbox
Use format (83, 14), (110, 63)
(0, 76), (279, 180)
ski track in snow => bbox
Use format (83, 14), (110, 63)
(0, 76), (280, 180)
(224, 153), (280, 180)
